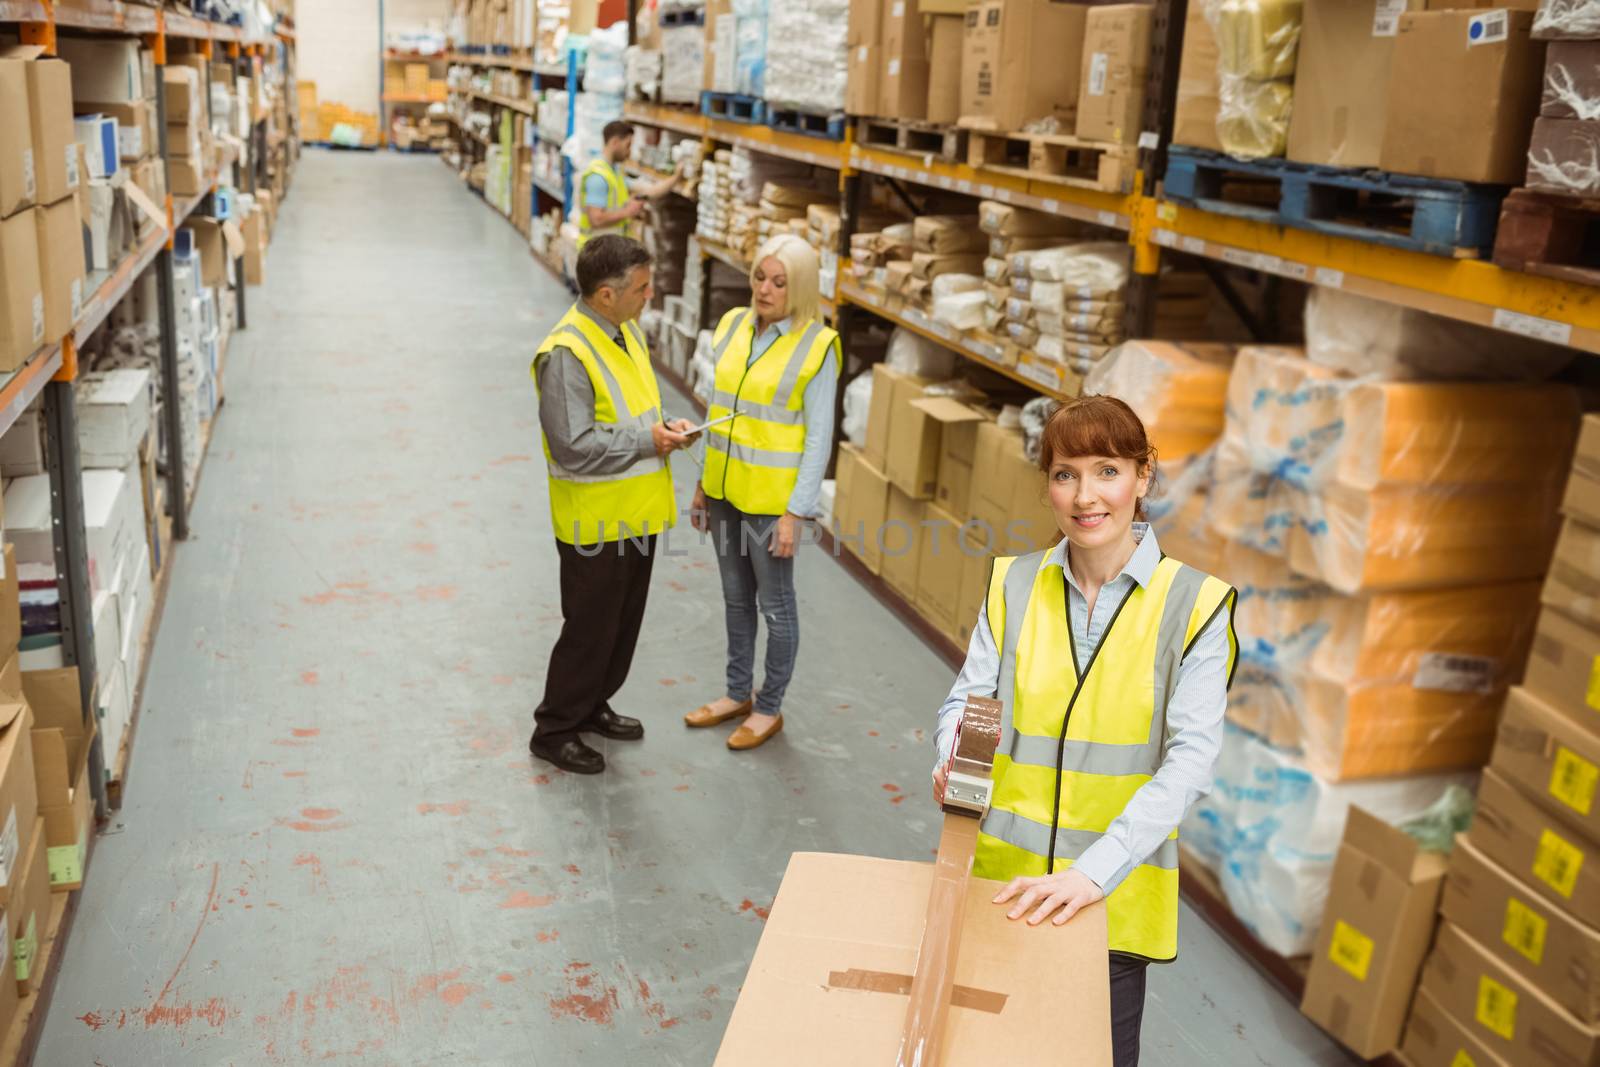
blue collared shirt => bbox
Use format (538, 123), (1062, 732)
(748, 315), (839, 518)
(933, 524), (1232, 897)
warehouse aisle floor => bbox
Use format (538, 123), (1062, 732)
(36, 151), (1355, 1066)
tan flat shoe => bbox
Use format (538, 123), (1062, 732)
(727, 713), (783, 750)
(684, 698), (752, 728)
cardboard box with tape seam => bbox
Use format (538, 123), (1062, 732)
(1565, 414), (1600, 530)
(0, 56), (36, 219)
(0, 209), (43, 371)
(1287, 0), (1426, 168)
(1520, 606), (1600, 734)
(0, 694), (37, 913)
(25, 667), (94, 892)
(834, 442), (891, 575)
(1468, 767), (1600, 929)
(915, 504), (967, 639)
(882, 485), (927, 600)
(1075, 3), (1152, 145)
(1543, 515), (1600, 632)
(1488, 685), (1600, 845)
(959, 0), (1087, 132)
(1399, 985), (1511, 1067)
(10, 816), (44, 998)
(3, 47), (80, 208)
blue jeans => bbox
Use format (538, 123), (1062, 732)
(708, 497), (798, 715)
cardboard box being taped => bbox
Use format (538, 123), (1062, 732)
(714, 851), (1113, 1065)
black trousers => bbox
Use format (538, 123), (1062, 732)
(533, 535), (657, 742)
(1110, 952), (1149, 1067)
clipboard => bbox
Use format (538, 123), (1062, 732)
(678, 411), (740, 435)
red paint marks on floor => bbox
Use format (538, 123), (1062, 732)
(890, 795), (905, 805)
(497, 973), (517, 984)
(534, 930), (559, 942)
(78, 1011), (106, 1030)
(495, 845), (533, 857)
(301, 808), (340, 820)
(408, 541), (438, 554)
(673, 784), (690, 792)
(882, 783), (901, 793)
(490, 453), (533, 466)
(639, 769), (657, 778)
(491, 674), (515, 686)
(667, 579), (688, 592)
(291, 727), (320, 737)
(292, 853), (329, 894)
(298, 671), (319, 686)
(277, 808), (350, 833)
(438, 982), (480, 1007)
(547, 962), (619, 1026)
(563, 864), (581, 876)
(282, 771), (306, 779)
(417, 801), (470, 817)
(635, 976), (681, 1030)
(133, 864), (236, 1032)
(738, 899), (771, 921)
(415, 585), (458, 602)
(867, 730), (880, 737)
(501, 891), (555, 909)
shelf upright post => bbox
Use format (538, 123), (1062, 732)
(152, 17), (190, 543)
(563, 46), (578, 218)
(1124, 0), (1188, 338)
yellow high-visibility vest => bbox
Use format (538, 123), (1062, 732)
(532, 304), (675, 545)
(977, 549), (1237, 960)
(701, 307), (838, 516)
(577, 159), (632, 248)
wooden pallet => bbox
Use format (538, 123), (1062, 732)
(1492, 187), (1600, 285)
(964, 130), (1133, 193)
(854, 118), (967, 163)
(701, 91), (765, 124)
(1163, 146), (1507, 259)
(767, 106), (847, 141)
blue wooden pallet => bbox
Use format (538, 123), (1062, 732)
(766, 106), (847, 141)
(1163, 146), (1507, 258)
(701, 92), (765, 124)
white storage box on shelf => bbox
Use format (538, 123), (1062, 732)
(76, 367), (154, 470)
(2, 468), (140, 597)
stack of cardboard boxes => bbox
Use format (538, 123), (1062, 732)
(0, 47), (86, 374)
(1347, 415), (1600, 1066)
(165, 63), (210, 196)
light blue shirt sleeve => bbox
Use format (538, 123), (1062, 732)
(933, 595), (1000, 772)
(785, 339), (839, 518)
(582, 171), (611, 209)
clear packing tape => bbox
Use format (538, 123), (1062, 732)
(1215, 75), (1294, 159)
(1206, 0), (1301, 158)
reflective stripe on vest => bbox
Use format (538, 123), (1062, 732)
(976, 548), (1237, 961)
(700, 307), (837, 516)
(532, 305), (675, 544)
(576, 160), (632, 245)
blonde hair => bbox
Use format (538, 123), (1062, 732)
(749, 234), (821, 326)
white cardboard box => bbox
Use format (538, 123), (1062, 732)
(77, 368), (152, 469)
(7, 470), (138, 595)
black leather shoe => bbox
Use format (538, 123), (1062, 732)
(529, 735), (606, 774)
(584, 707), (644, 741)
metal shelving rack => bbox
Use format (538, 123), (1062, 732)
(0, 7), (291, 1057)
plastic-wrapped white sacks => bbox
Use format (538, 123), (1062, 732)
(661, 4), (706, 105)
(1182, 723), (1475, 956)
(885, 327), (957, 379)
(734, 0), (768, 96)
(564, 91), (624, 171)
(762, 0), (849, 113)
(932, 290), (987, 331)
(842, 371), (872, 447)
(584, 23), (628, 96)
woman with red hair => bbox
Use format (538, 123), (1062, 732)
(932, 395), (1237, 1066)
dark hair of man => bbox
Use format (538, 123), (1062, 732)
(576, 235), (654, 299)
(602, 120), (635, 144)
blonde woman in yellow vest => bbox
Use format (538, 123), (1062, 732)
(932, 396), (1237, 1067)
(577, 120), (682, 249)
(683, 235), (841, 751)
(529, 236), (698, 776)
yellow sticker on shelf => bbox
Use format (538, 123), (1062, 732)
(1550, 747), (1598, 817)
(1329, 919), (1374, 981)
(1450, 1051), (1477, 1067)
(1475, 975), (1517, 1041)
(1588, 654), (1600, 712)
(1502, 897), (1547, 965)
(1533, 828), (1584, 899)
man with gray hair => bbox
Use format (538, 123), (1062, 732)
(529, 235), (696, 774)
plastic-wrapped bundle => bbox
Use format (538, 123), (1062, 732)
(762, 0), (848, 112)
(931, 273), (982, 297)
(1026, 242), (1130, 288)
(564, 91), (625, 172)
(625, 47), (663, 101)
(584, 22), (628, 96)
(1182, 722), (1474, 957)
(885, 328), (957, 379)
(1535, 0), (1600, 38)
(1211, 0), (1302, 80)
(734, 0), (768, 96)
(1304, 286), (1575, 382)
(932, 290), (987, 331)
(1082, 341), (1234, 462)
(661, 5), (706, 105)
(842, 371), (872, 447)
(1216, 76), (1294, 159)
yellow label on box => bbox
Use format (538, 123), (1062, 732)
(14, 911), (35, 982)
(1329, 919), (1374, 981)
(1475, 975), (1518, 1041)
(1588, 654), (1600, 712)
(1502, 897), (1547, 965)
(1533, 828), (1585, 898)
(1450, 1051), (1476, 1067)
(1550, 747), (1598, 817)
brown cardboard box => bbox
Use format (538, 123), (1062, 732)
(1300, 807), (1449, 1058)
(1075, 4), (1151, 145)
(925, 15), (964, 124)
(712, 851), (1112, 1064)
(885, 376), (942, 499)
(971, 421), (1054, 550)
(34, 197), (84, 345)
(881, 486), (926, 599)
(185, 217), (244, 290)
(880, 0), (931, 120)
(168, 157), (204, 197)
(1400, 986), (1512, 1067)
(0, 901), (18, 1059)
(0, 701), (35, 911)
(959, 0), (1087, 132)
(1173, 0), (1222, 151)
(0, 547), (17, 660)
(11, 816), (44, 997)
(916, 504), (966, 637)
(1469, 768), (1600, 929)
(835, 442), (891, 574)
(3, 48), (78, 207)
(1418, 921), (1600, 1067)
(1380, 10), (1546, 183)
(1521, 606), (1600, 732)
(1566, 416), (1600, 529)
(0, 57), (34, 219)
(1442, 832), (1600, 1024)
(75, 100), (149, 163)
(910, 396), (986, 517)
(163, 66), (203, 125)
(243, 210), (267, 285)
(0, 210), (43, 371)
(865, 363), (918, 472)
(24, 668), (93, 891)
(1488, 686), (1600, 843)
(849, 43), (882, 115)
(1544, 517), (1600, 632)
(1287, 0), (1426, 168)
(956, 528), (994, 645)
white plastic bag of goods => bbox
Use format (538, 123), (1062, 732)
(842, 371), (872, 447)
(762, 0), (849, 112)
(1303, 286), (1575, 381)
(661, 23), (707, 104)
(1181, 722), (1475, 957)
(931, 272), (983, 298)
(733, 0), (768, 97)
(885, 327), (956, 379)
(584, 22), (629, 95)
(689, 329), (717, 403)
(1026, 242), (1131, 289)
(932, 290), (987, 331)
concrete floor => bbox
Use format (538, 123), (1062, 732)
(35, 151), (1358, 1066)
